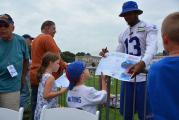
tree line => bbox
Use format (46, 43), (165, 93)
(61, 51), (91, 63)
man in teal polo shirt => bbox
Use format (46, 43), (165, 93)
(0, 14), (29, 111)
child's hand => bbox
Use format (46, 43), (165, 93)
(59, 87), (68, 94)
(110, 94), (115, 99)
(101, 72), (107, 91)
(101, 72), (107, 82)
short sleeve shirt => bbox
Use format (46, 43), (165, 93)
(30, 34), (60, 86)
(67, 85), (107, 114)
(0, 33), (29, 92)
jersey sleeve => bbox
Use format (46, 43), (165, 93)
(84, 87), (107, 105)
(142, 25), (158, 67)
(116, 33), (125, 53)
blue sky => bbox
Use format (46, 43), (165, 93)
(0, 0), (179, 56)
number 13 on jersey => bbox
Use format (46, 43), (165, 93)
(124, 36), (141, 56)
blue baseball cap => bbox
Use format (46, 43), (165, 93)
(0, 14), (14, 24)
(66, 61), (86, 90)
(119, 1), (143, 17)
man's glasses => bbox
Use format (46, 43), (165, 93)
(0, 23), (9, 28)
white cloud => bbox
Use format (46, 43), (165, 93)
(0, 0), (179, 55)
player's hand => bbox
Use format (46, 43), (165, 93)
(99, 47), (109, 57)
(128, 61), (146, 78)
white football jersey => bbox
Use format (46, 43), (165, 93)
(66, 85), (107, 114)
(116, 21), (158, 82)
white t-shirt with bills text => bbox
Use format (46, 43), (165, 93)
(67, 85), (107, 114)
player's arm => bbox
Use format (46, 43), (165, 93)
(129, 25), (158, 78)
(142, 25), (158, 66)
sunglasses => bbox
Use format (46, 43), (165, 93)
(0, 23), (9, 28)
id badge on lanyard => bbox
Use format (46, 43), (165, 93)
(7, 64), (18, 77)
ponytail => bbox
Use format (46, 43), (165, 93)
(37, 66), (46, 81)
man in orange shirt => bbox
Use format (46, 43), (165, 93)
(30, 20), (66, 120)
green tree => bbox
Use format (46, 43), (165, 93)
(76, 52), (91, 56)
(61, 51), (75, 63)
(76, 52), (86, 56)
(86, 53), (91, 56)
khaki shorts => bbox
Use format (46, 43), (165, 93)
(0, 91), (20, 111)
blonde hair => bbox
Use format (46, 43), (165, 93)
(162, 12), (179, 44)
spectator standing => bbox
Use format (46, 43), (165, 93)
(0, 14), (29, 111)
(30, 20), (66, 120)
(100, 1), (158, 119)
(148, 12), (179, 120)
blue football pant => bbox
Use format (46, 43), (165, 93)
(120, 81), (153, 120)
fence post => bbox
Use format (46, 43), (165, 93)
(98, 75), (102, 120)
(106, 76), (111, 120)
(144, 70), (148, 120)
(114, 79), (118, 120)
(132, 76), (137, 119)
(123, 81), (126, 120)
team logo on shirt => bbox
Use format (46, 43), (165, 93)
(68, 96), (82, 103)
(137, 27), (145, 32)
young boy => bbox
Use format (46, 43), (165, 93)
(66, 61), (107, 114)
(148, 12), (179, 120)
